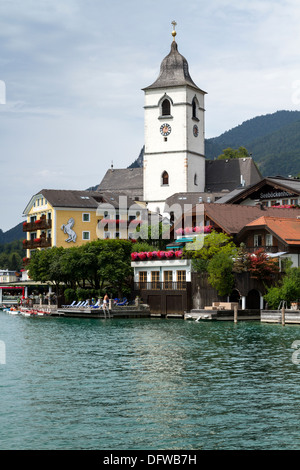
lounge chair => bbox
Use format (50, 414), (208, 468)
(92, 299), (101, 308)
(116, 298), (128, 306)
(62, 300), (77, 308)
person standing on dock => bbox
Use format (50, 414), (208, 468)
(103, 294), (109, 312)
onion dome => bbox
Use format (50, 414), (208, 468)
(143, 23), (205, 93)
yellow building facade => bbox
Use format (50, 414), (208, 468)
(22, 189), (144, 260)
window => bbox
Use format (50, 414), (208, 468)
(139, 271), (147, 289)
(254, 234), (262, 247)
(177, 270), (186, 289)
(194, 173), (198, 186)
(266, 233), (273, 247)
(192, 98), (197, 119)
(164, 271), (173, 289)
(82, 231), (90, 240)
(114, 232), (120, 239)
(161, 98), (171, 116)
(162, 171), (169, 186)
(104, 232), (110, 239)
(291, 199), (299, 205)
(151, 271), (160, 289)
(82, 213), (90, 222)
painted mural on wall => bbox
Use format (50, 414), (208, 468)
(61, 217), (77, 243)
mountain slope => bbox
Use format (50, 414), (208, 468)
(205, 110), (300, 177)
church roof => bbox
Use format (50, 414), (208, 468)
(96, 168), (144, 200)
(143, 41), (205, 93)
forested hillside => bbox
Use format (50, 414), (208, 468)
(205, 110), (300, 176)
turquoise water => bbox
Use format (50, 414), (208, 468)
(1, 311), (300, 450)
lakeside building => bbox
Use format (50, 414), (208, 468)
(19, 23), (300, 313)
(0, 269), (18, 283)
(22, 189), (145, 260)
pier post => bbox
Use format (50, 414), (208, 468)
(234, 305), (238, 323)
(282, 307), (285, 326)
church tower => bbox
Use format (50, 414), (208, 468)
(143, 22), (206, 214)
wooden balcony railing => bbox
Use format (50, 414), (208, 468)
(245, 246), (280, 253)
(23, 237), (52, 249)
(23, 219), (52, 232)
(134, 281), (187, 291)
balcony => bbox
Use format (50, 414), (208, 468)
(245, 246), (280, 254)
(134, 281), (187, 291)
(23, 217), (52, 232)
(23, 237), (52, 249)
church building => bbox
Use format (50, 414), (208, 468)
(97, 23), (262, 216)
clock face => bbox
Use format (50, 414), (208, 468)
(193, 124), (199, 137)
(160, 123), (171, 136)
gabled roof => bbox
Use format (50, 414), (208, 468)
(205, 157), (262, 193)
(238, 216), (300, 246)
(23, 189), (138, 215)
(215, 176), (300, 204)
(174, 202), (300, 237)
(97, 168), (143, 199)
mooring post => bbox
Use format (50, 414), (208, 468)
(234, 305), (238, 323)
(282, 306), (285, 326)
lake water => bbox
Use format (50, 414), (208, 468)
(1, 310), (300, 450)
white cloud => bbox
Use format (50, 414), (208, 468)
(0, 0), (300, 231)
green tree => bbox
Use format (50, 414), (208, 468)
(189, 231), (237, 296)
(217, 146), (250, 160)
(189, 231), (237, 263)
(207, 251), (235, 296)
(264, 267), (300, 308)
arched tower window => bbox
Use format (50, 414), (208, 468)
(162, 171), (169, 185)
(192, 98), (197, 119)
(162, 98), (171, 116)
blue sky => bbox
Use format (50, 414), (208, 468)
(1, 0), (300, 231)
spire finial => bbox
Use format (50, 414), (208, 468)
(171, 20), (177, 41)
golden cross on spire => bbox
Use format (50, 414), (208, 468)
(171, 20), (177, 41)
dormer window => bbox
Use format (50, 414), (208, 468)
(162, 98), (171, 116)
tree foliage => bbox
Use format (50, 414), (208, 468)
(28, 239), (133, 296)
(0, 240), (23, 271)
(217, 146), (250, 160)
(264, 267), (300, 309)
(189, 231), (237, 296)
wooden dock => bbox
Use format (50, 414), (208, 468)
(185, 309), (261, 321)
(55, 304), (151, 319)
(261, 309), (300, 324)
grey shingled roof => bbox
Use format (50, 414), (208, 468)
(215, 176), (300, 204)
(97, 168), (143, 199)
(23, 189), (137, 215)
(143, 41), (205, 93)
(205, 158), (262, 192)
